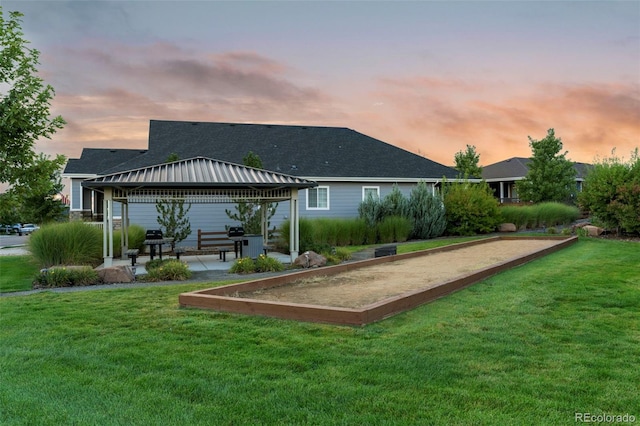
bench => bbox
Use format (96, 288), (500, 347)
(126, 249), (140, 266)
(219, 247), (231, 262)
(197, 230), (234, 260)
(374, 245), (397, 258)
(174, 247), (186, 260)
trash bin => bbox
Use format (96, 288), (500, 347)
(243, 234), (264, 259)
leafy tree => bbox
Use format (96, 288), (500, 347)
(1, 8), (66, 225)
(0, 9), (65, 191)
(516, 129), (577, 203)
(578, 150), (640, 234)
(16, 153), (68, 223)
(443, 180), (501, 236)
(156, 198), (191, 250)
(155, 153), (192, 249)
(166, 152), (180, 162)
(454, 145), (483, 178)
(225, 151), (277, 235)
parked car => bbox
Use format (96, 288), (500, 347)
(20, 224), (40, 235)
(1, 224), (22, 234)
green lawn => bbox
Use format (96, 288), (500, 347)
(0, 255), (40, 292)
(0, 238), (638, 425)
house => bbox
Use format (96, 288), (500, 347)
(482, 157), (592, 203)
(63, 120), (460, 247)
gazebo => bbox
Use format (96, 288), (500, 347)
(81, 157), (318, 266)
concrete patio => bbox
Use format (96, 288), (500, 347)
(107, 250), (292, 276)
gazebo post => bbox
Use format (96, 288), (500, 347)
(260, 201), (268, 246)
(121, 201), (129, 255)
(103, 187), (114, 266)
(289, 188), (299, 262)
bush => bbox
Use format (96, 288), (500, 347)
(407, 181), (446, 239)
(29, 221), (103, 267)
(144, 259), (191, 281)
(33, 266), (100, 288)
(255, 254), (285, 273)
(229, 257), (256, 274)
(578, 151), (640, 234)
(443, 181), (501, 236)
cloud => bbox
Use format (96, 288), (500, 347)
(352, 76), (640, 166)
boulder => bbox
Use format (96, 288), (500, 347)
(294, 251), (327, 268)
(98, 265), (135, 283)
(498, 223), (517, 232)
(583, 225), (604, 237)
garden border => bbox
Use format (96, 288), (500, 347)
(179, 236), (577, 326)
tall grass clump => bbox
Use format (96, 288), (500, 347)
(110, 224), (147, 257)
(29, 222), (103, 267)
(498, 205), (531, 229)
(535, 202), (580, 227)
(500, 202), (579, 229)
(377, 215), (413, 243)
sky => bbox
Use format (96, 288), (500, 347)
(3, 0), (640, 172)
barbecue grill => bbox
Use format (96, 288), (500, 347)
(146, 229), (163, 240)
(144, 229), (172, 260)
(227, 227), (245, 238)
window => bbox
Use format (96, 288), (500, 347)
(362, 186), (380, 201)
(307, 186), (329, 210)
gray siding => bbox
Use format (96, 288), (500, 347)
(124, 181), (433, 247)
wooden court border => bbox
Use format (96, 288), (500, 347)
(179, 236), (577, 326)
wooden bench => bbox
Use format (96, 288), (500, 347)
(126, 249), (140, 266)
(197, 230), (234, 261)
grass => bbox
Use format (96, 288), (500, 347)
(0, 256), (40, 292)
(0, 238), (638, 424)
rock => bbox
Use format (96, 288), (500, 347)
(583, 225), (604, 236)
(98, 265), (135, 283)
(294, 251), (327, 268)
(498, 223), (517, 232)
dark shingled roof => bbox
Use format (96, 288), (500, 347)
(64, 148), (147, 175)
(483, 157), (592, 180)
(91, 120), (459, 179)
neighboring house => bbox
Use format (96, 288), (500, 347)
(64, 147), (148, 220)
(482, 157), (592, 203)
(63, 120), (460, 247)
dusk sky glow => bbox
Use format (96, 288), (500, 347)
(4, 0), (640, 171)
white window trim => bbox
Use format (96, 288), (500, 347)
(362, 186), (380, 201)
(306, 186), (330, 210)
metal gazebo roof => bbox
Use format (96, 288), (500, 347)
(81, 156), (318, 203)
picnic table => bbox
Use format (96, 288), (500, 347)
(144, 237), (174, 261)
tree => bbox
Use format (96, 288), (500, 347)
(225, 151), (277, 235)
(156, 198), (191, 250)
(0, 9), (65, 191)
(14, 153), (67, 223)
(516, 129), (577, 203)
(454, 145), (483, 178)
(578, 149), (640, 234)
(155, 154), (191, 249)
